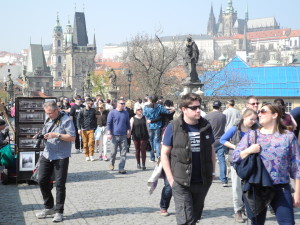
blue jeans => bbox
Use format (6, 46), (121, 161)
(160, 172), (172, 210)
(214, 143), (228, 183)
(110, 135), (127, 170)
(149, 128), (161, 161)
(247, 184), (295, 225)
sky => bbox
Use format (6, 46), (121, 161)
(1, 0), (299, 54)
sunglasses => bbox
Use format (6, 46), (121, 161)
(258, 108), (270, 114)
(119, 102), (125, 105)
(249, 102), (259, 106)
(136, 108), (142, 111)
(186, 105), (201, 110)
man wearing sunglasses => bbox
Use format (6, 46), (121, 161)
(107, 98), (131, 174)
(245, 95), (260, 112)
(161, 93), (216, 224)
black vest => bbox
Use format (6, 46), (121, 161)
(171, 114), (214, 186)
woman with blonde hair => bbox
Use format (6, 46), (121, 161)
(220, 109), (258, 223)
(233, 103), (300, 224)
(130, 105), (149, 170)
(95, 103), (109, 160)
(125, 100), (135, 152)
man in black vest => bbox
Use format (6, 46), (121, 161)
(161, 93), (216, 225)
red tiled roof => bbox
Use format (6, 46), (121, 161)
(247, 28), (291, 40)
(290, 29), (300, 37)
(33, 91), (49, 97)
(54, 80), (62, 87)
(95, 61), (124, 69)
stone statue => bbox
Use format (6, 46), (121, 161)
(108, 68), (117, 89)
(6, 74), (14, 100)
(83, 71), (92, 96)
(184, 36), (200, 83)
(22, 69), (30, 96)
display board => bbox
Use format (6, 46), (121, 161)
(16, 97), (56, 183)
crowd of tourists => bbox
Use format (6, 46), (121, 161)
(4, 93), (300, 224)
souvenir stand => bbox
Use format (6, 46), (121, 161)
(15, 97), (56, 183)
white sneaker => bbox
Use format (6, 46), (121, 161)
(75, 149), (80, 154)
(52, 213), (63, 222)
(86, 157), (90, 161)
(90, 156), (95, 161)
(36, 208), (55, 218)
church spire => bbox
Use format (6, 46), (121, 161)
(207, 3), (216, 36)
(242, 9), (248, 52)
(226, 0), (234, 14)
(245, 4), (249, 21)
(93, 31), (96, 47)
(218, 4), (223, 24)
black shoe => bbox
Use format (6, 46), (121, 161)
(137, 164), (141, 169)
(142, 166), (146, 170)
(118, 169), (127, 174)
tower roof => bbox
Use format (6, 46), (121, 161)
(73, 12), (88, 46)
(27, 44), (50, 74)
(53, 14), (63, 33)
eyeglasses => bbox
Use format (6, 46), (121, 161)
(248, 102), (259, 106)
(258, 108), (271, 114)
(119, 102), (125, 105)
(186, 105), (201, 110)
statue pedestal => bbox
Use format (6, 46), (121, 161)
(180, 81), (204, 97)
(108, 89), (119, 100)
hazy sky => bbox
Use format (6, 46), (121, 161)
(1, 0), (299, 53)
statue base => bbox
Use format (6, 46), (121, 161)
(108, 89), (119, 100)
(180, 81), (204, 97)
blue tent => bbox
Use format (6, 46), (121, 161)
(203, 56), (300, 97)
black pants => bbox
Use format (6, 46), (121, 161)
(172, 181), (211, 225)
(74, 126), (83, 150)
(38, 156), (69, 213)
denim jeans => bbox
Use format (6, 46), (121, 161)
(149, 128), (161, 161)
(38, 155), (69, 213)
(110, 135), (128, 170)
(214, 143), (228, 183)
(160, 172), (172, 210)
(246, 184), (295, 225)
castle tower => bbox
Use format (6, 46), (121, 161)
(64, 11), (96, 95)
(51, 14), (64, 81)
(207, 4), (216, 36)
(222, 0), (238, 36)
(64, 17), (73, 47)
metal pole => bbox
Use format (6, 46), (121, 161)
(128, 83), (131, 99)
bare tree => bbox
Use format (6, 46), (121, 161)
(123, 32), (183, 97)
(201, 66), (250, 104)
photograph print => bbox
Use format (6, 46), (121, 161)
(19, 152), (35, 171)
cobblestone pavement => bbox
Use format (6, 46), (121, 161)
(0, 144), (299, 225)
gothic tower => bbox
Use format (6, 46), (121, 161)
(222, 0), (238, 36)
(51, 14), (64, 81)
(207, 4), (216, 36)
(64, 11), (96, 95)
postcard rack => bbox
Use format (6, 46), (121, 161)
(16, 97), (56, 183)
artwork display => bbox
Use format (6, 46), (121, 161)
(19, 152), (35, 171)
(19, 100), (44, 110)
(19, 137), (43, 149)
(19, 124), (43, 135)
(19, 111), (44, 122)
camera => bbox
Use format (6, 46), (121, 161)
(34, 132), (44, 149)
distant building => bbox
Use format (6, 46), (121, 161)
(51, 11), (96, 96)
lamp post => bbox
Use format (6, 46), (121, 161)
(127, 70), (133, 99)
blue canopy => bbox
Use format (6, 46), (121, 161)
(203, 56), (300, 97)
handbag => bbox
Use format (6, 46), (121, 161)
(147, 158), (163, 194)
(234, 130), (258, 180)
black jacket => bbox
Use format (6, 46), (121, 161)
(170, 114), (214, 186)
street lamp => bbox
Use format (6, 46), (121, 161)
(127, 70), (133, 99)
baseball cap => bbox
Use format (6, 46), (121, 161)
(213, 100), (222, 107)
